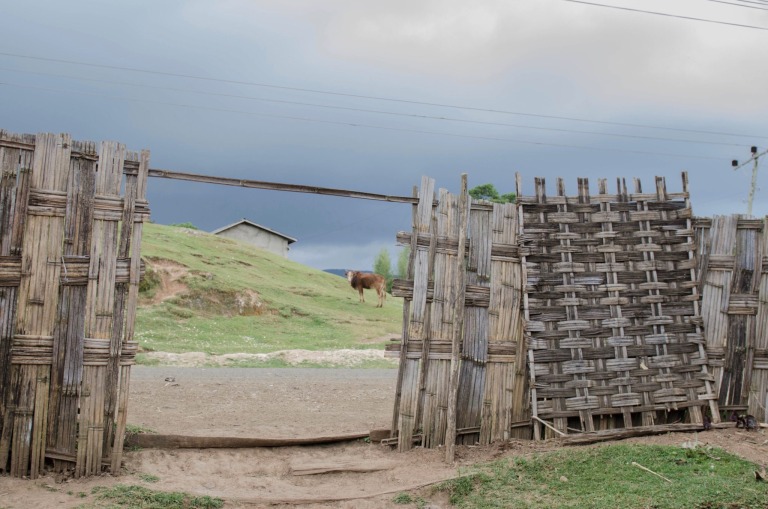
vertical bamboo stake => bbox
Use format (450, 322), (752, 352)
(517, 173), (545, 439)
(48, 145), (96, 472)
(680, 173), (719, 422)
(110, 365), (131, 472)
(0, 143), (32, 473)
(111, 148), (149, 472)
(0, 136), (24, 468)
(29, 367), (50, 479)
(397, 177), (435, 452)
(750, 217), (768, 421)
(414, 201), (438, 435)
(445, 174), (469, 462)
(102, 151), (138, 461)
(390, 186), (418, 436)
(11, 133), (70, 478)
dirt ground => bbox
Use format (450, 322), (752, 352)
(1, 360), (767, 509)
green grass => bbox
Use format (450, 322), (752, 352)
(136, 223), (402, 357)
(90, 485), (223, 509)
(432, 444), (768, 509)
(125, 424), (155, 435)
(137, 473), (159, 483)
(393, 492), (429, 507)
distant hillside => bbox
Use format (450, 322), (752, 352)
(136, 224), (402, 357)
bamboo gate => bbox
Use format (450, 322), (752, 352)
(390, 173), (751, 450)
(0, 131), (148, 478)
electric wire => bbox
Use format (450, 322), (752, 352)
(733, 0), (768, 6)
(0, 81), (728, 161)
(0, 51), (764, 140)
(0, 68), (752, 147)
(558, 0), (768, 30)
(700, 0), (768, 10)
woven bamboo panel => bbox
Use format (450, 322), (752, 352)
(694, 216), (768, 422)
(482, 201), (527, 441)
(519, 173), (719, 438)
(390, 178), (527, 449)
(0, 131), (148, 478)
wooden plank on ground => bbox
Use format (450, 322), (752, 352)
(290, 460), (393, 476)
(125, 432), (369, 449)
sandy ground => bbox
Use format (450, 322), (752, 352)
(1, 361), (767, 509)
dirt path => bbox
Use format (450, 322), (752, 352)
(128, 366), (398, 438)
(1, 366), (767, 509)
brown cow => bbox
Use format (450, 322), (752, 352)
(345, 270), (386, 308)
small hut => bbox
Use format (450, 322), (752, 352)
(211, 219), (296, 257)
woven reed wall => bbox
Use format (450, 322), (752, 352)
(519, 174), (720, 439)
(0, 130), (149, 478)
(695, 216), (768, 423)
(388, 173), (736, 447)
(390, 177), (527, 451)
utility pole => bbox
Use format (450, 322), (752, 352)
(732, 146), (767, 217)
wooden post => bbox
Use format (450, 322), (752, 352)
(391, 186), (418, 436)
(48, 141), (96, 472)
(445, 174), (469, 462)
(110, 148), (149, 472)
(397, 177), (435, 452)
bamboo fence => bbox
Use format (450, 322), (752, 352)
(390, 176), (526, 451)
(0, 130), (148, 478)
(1, 129), (760, 471)
(518, 173), (719, 438)
(390, 172), (731, 446)
(694, 215), (768, 422)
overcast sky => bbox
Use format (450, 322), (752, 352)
(1, 0), (767, 270)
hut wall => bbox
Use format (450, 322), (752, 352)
(695, 216), (768, 422)
(0, 131), (148, 478)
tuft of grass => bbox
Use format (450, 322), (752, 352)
(124, 424), (156, 452)
(435, 444), (768, 509)
(393, 492), (414, 504)
(138, 473), (160, 483)
(438, 473), (491, 505)
(91, 484), (223, 509)
(392, 492), (430, 508)
(138, 265), (162, 298)
(126, 424), (156, 435)
(169, 222), (199, 230)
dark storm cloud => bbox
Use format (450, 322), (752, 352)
(1, 0), (767, 269)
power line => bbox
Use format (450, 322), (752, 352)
(0, 81), (728, 161)
(701, 0), (768, 10)
(0, 68), (751, 147)
(732, 0), (768, 6)
(0, 51), (765, 140)
(558, 0), (768, 30)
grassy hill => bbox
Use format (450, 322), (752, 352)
(135, 223), (402, 361)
